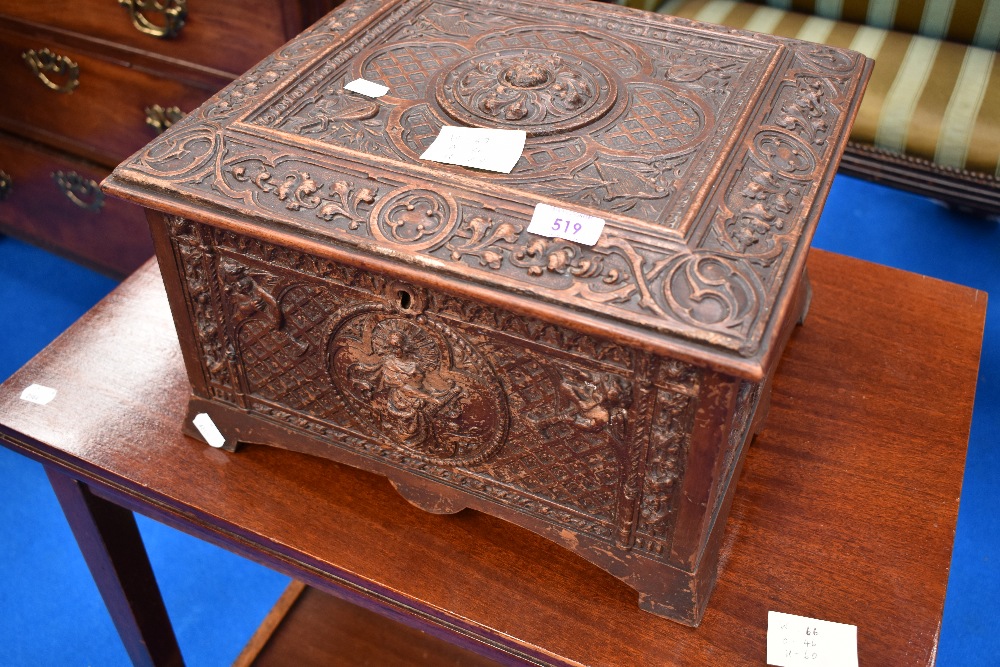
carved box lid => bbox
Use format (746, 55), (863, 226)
(104, 0), (871, 380)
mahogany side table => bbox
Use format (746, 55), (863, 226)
(0, 248), (985, 666)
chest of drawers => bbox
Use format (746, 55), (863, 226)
(0, 0), (339, 277)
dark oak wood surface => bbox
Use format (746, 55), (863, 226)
(0, 248), (985, 665)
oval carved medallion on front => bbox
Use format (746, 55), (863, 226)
(327, 307), (508, 465)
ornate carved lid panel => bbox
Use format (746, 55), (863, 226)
(104, 0), (872, 379)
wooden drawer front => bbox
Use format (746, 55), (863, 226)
(0, 27), (214, 167)
(0, 132), (152, 277)
(0, 0), (294, 76)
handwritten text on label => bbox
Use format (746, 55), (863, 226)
(766, 611), (858, 667)
(419, 126), (525, 174)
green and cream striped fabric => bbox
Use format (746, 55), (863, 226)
(626, 0), (1000, 48)
(753, 0), (1000, 48)
(759, 0), (1000, 49)
(641, 0), (1000, 176)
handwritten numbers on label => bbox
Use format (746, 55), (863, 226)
(767, 611), (858, 667)
(527, 203), (606, 247)
(551, 217), (584, 237)
(419, 126), (526, 173)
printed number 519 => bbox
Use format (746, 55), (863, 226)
(552, 218), (583, 236)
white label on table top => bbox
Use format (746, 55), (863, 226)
(20, 384), (57, 405)
(344, 78), (389, 98)
(192, 413), (227, 449)
(419, 126), (526, 173)
(767, 611), (858, 667)
(526, 203), (606, 247)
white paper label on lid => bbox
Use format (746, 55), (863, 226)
(192, 413), (227, 449)
(344, 78), (389, 98)
(20, 384), (57, 405)
(526, 203), (606, 247)
(419, 126), (526, 174)
(767, 611), (858, 667)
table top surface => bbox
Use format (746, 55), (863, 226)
(103, 0), (873, 379)
(0, 248), (984, 666)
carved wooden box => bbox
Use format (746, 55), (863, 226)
(103, 0), (871, 625)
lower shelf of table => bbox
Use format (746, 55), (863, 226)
(235, 581), (501, 666)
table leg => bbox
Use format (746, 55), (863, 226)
(45, 467), (184, 667)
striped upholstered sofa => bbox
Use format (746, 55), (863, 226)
(623, 0), (1000, 216)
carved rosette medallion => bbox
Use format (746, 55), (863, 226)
(753, 131), (817, 177)
(437, 48), (616, 135)
(370, 189), (456, 249)
(327, 307), (509, 465)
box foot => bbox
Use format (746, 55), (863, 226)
(389, 476), (468, 515)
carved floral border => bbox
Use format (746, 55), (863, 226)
(112, 0), (869, 366)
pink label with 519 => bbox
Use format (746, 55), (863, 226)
(526, 203), (606, 247)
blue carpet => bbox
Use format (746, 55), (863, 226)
(0, 174), (996, 665)
(0, 239), (290, 667)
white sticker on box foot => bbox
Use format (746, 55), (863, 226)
(192, 412), (227, 449)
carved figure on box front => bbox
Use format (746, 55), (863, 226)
(328, 306), (509, 466)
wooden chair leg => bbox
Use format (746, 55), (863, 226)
(45, 467), (184, 667)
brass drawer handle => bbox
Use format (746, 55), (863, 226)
(119, 0), (187, 39)
(0, 171), (11, 201)
(52, 171), (104, 211)
(22, 48), (80, 94)
(145, 104), (185, 134)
